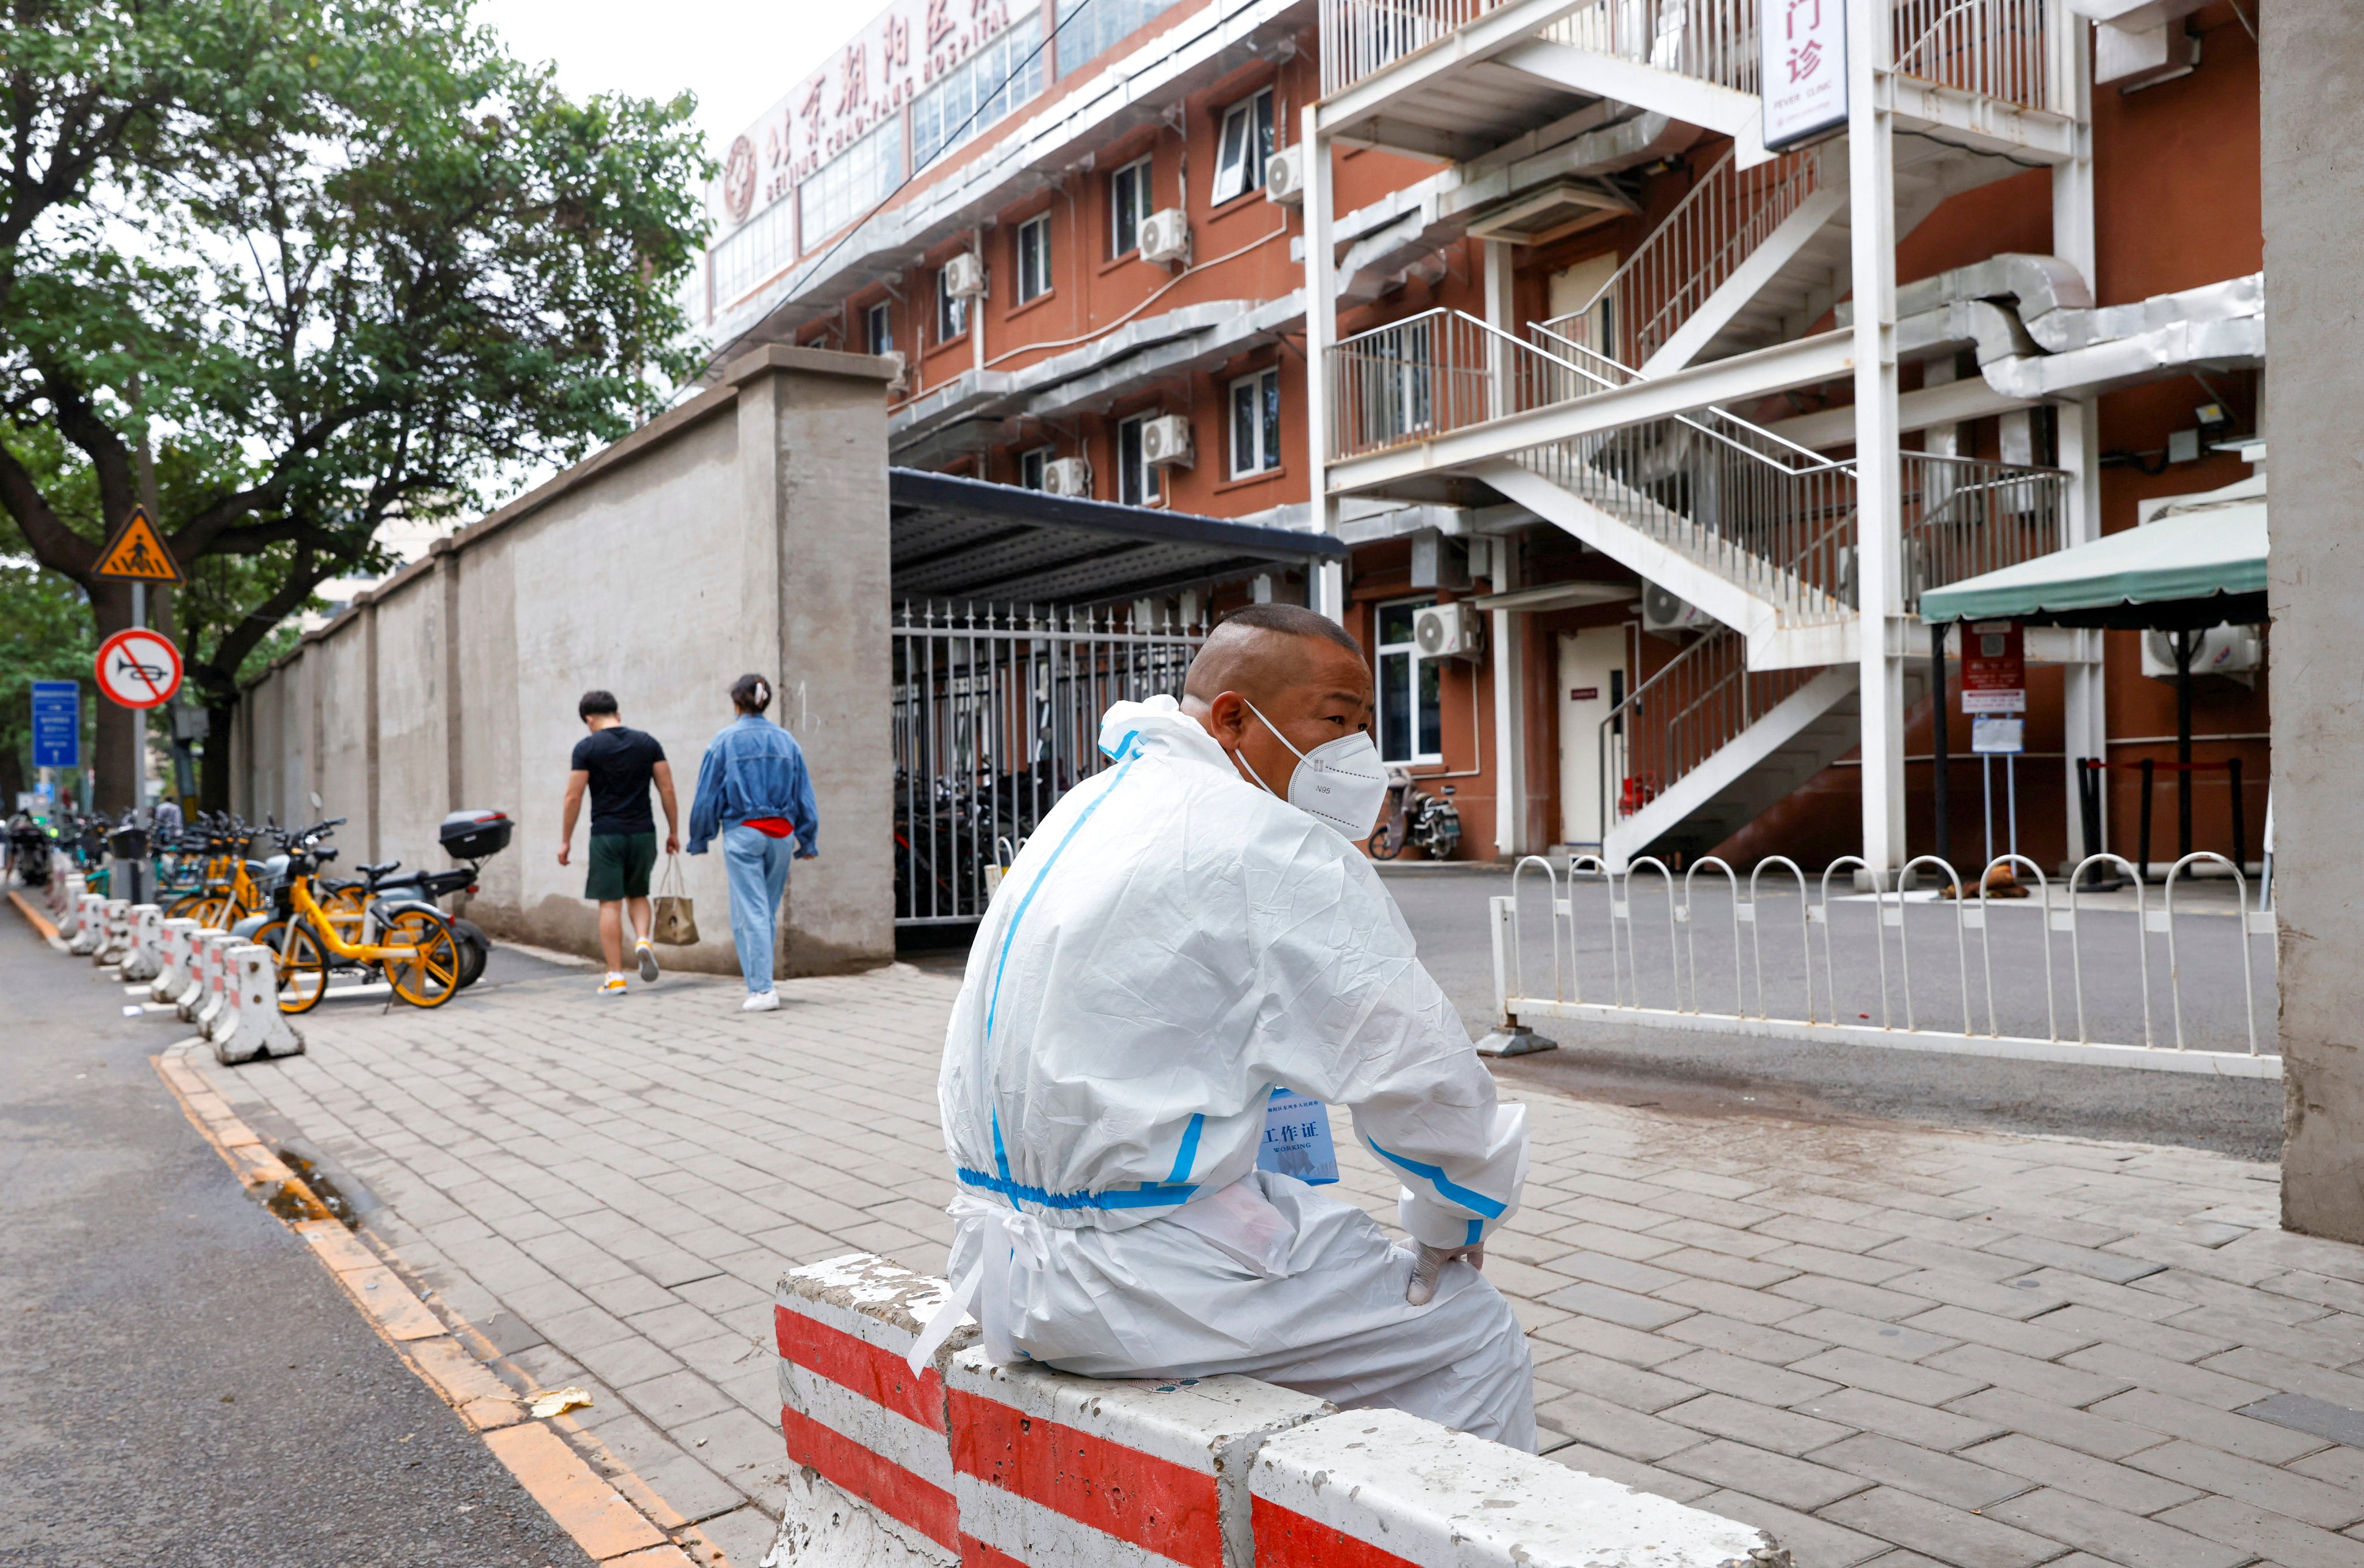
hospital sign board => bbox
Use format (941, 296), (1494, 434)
(1961, 620), (2026, 715)
(30, 680), (78, 769)
(1761, 0), (1848, 150)
(717, 0), (1023, 227)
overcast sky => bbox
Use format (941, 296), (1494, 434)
(470, 0), (878, 160)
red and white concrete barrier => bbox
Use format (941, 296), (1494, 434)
(211, 943), (303, 1064)
(152, 918), (199, 1004)
(1251, 1409), (1786, 1568)
(68, 893), (105, 955)
(121, 903), (163, 983)
(773, 1254), (1786, 1568)
(93, 897), (130, 965)
(193, 933), (240, 1034)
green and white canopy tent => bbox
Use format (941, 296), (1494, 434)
(1919, 474), (2266, 630)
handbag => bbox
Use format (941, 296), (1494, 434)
(652, 853), (699, 945)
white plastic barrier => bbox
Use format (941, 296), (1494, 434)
(1490, 851), (2278, 1077)
(769, 1253), (1783, 1568)
(1251, 1409), (1784, 1568)
(120, 903), (163, 982)
(47, 860), (76, 920)
(211, 943), (303, 1064)
(67, 893), (105, 955)
(93, 898), (130, 965)
(194, 933), (240, 1035)
(151, 919), (199, 1003)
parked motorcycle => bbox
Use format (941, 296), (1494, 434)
(1367, 770), (1462, 861)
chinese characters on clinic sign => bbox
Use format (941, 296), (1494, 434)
(718, 0), (1020, 225)
(1962, 620), (2027, 755)
(1761, 0), (1849, 150)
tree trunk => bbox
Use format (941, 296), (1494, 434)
(85, 578), (143, 815)
(197, 695), (238, 814)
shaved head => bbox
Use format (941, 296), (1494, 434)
(1183, 605), (1364, 705)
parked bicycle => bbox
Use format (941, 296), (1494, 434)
(248, 819), (466, 1012)
(1367, 770), (1462, 861)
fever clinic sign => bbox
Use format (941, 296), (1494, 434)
(1761, 0), (1849, 149)
(1961, 620), (2026, 715)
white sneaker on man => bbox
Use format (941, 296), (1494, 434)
(636, 938), (660, 983)
(741, 990), (780, 1013)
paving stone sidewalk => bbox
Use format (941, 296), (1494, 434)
(187, 963), (2364, 1568)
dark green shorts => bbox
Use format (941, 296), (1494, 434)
(586, 832), (657, 901)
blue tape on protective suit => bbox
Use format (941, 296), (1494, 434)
(1363, 1135), (1509, 1219)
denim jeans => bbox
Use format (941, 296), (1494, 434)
(721, 824), (793, 993)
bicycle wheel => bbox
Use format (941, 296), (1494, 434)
(380, 909), (463, 1008)
(262, 920), (330, 1013)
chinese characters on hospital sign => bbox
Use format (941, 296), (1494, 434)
(1962, 620), (2026, 755)
(1760, 0), (1849, 150)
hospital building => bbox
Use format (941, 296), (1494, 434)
(685, 0), (2267, 899)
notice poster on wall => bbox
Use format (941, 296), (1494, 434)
(1961, 620), (2027, 714)
(1761, 0), (1849, 149)
(1972, 714), (2026, 755)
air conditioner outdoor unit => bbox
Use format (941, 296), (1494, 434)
(1413, 602), (1486, 660)
(1141, 413), (1194, 468)
(1041, 457), (1093, 497)
(1264, 145), (1307, 205)
(1139, 208), (1191, 267)
(1641, 581), (1711, 636)
(2142, 623), (2263, 681)
(944, 252), (988, 298)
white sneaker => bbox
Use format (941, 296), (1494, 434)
(600, 973), (627, 998)
(741, 990), (780, 1013)
(636, 939), (660, 983)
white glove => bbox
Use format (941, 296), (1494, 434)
(1406, 1240), (1486, 1305)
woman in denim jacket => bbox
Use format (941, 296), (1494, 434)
(687, 674), (819, 1011)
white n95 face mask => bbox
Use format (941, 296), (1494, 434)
(1237, 699), (1390, 840)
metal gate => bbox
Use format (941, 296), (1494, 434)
(894, 602), (1205, 925)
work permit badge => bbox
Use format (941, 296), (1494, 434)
(1258, 1087), (1338, 1185)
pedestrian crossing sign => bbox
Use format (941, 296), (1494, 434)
(92, 507), (183, 584)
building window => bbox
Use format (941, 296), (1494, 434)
(1110, 156), (1152, 258)
(1228, 368), (1282, 477)
(1019, 446), (1054, 489)
(710, 196), (798, 311)
(912, 10), (1046, 173)
(937, 267), (969, 342)
(798, 116), (903, 249)
(1116, 413), (1159, 505)
(1053, 0), (1180, 78)
(1375, 597), (1443, 765)
(865, 301), (892, 356)
(1015, 214), (1053, 303)
(1210, 88), (1275, 205)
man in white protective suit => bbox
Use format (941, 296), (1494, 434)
(923, 604), (1534, 1448)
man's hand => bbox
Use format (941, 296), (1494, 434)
(557, 841), (571, 867)
(665, 833), (680, 855)
(1406, 1241), (1485, 1305)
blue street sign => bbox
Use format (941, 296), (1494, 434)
(31, 680), (79, 769)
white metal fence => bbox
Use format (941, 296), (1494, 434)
(1486, 850), (2280, 1075)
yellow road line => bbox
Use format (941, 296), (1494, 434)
(8, 888), (59, 942)
(151, 1040), (731, 1567)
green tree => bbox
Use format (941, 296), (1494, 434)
(0, 0), (710, 810)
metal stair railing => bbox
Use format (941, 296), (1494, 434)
(1321, 0), (1759, 101)
(1900, 451), (2067, 614)
(1891, 0), (2062, 114)
(1598, 624), (1822, 839)
(1532, 146), (1823, 374)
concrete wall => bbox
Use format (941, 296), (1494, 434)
(235, 347), (899, 977)
(2262, 0), (2364, 1243)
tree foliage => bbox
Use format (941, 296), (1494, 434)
(0, 0), (712, 807)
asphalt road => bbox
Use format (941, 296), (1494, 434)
(0, 901), (594, 1568)
(1378, 863), (2285, 1162)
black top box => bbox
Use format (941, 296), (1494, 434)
(439, 809), (513, 859)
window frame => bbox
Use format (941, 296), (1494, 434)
(1374, 595), (1444, 766)
(865, 300), (893, 357)
(1115, 413), (1160, 506)
(1110, 156), (1153, 258)
(1228, 366), (1282, 478)
(1015, 214), (1053, 303)
(1210, 88), (1275, 205)
(936, 265), (970, 343)
(1019, 446), (1054, 490)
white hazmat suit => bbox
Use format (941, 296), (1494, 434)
(931, 696), (1535, 1448)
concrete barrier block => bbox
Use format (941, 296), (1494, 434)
(947, 1346), (1331, 1568)
(152, 918), (199, 1003)
(212, 944), (303, 1064)
(93, 898), (130, 964)
(193, 933), (240, 1032)
(47, 862), (74, 919)
(68, 893), (104, 954)
(1248, 1410), (1788, 1568)
(121, 903), (163, 982)
(772, 1253), (979, 1566)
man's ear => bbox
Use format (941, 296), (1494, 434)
(1203, 690), (1250, 752)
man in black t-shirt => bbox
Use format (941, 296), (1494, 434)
(560, 690), (682, 996)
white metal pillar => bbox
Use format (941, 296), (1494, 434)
(1302, 108), (1345, 622)
(1482, 239), (1528, 856)
(1847, 0), (1905, 883)
(2052, 21), (2107, 867)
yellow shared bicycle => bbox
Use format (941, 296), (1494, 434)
(252, 826), (463, 1012)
